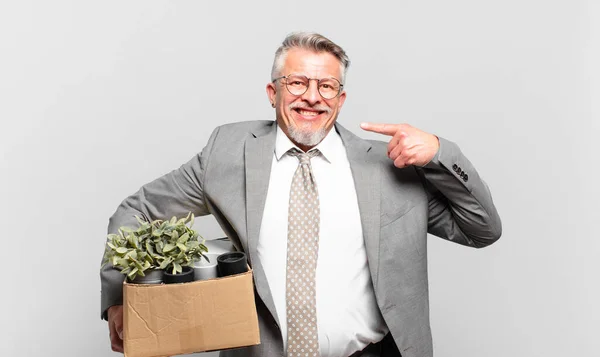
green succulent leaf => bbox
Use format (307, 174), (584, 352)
(163, 244), (175, 253)
(145, 241), (154, 254)
(133, 259), (144, 271)
(126, 250), (138, 260)
(107, 233), (120, 241)
(176, 243), (187, 252)
(177, 233), (189, 244)
(117, 258), (129, 267)
(158, 257), (173, 270)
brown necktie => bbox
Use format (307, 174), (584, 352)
(286, 148), (321, 357)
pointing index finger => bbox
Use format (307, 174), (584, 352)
(360, 122), (399, 136)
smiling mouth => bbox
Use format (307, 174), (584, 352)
(293, 108), (325, 118)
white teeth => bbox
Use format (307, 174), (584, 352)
(298, 110), (319, 116)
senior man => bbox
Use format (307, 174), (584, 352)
(101, 32), (502, 357)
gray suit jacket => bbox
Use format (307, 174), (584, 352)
(100, 120), (502, 357)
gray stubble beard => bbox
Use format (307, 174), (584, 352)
(287, 122), (328, 148)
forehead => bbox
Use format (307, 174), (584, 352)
(283, 48), (342, 79)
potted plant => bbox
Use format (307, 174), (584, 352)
(102, 212), (208, 284)
(153, 213), (209, 284)
(102, 215), (163, 284)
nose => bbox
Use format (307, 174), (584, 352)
(300, 79), (321, 106)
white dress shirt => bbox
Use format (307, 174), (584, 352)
(257, 124), (388, 357)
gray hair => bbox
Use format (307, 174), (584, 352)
(271, 32), (350, 84)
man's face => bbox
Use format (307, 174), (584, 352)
(266, 48), (346, 151)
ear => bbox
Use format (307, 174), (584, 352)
(266, 82), (277, 107)
(337, 90), (347, 109)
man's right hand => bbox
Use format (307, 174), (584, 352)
(107, 305), (124, 353)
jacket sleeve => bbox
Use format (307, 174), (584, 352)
(99, 126), (220, 320)
(415, 136), (502, 248)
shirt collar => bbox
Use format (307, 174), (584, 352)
(275, 123), (343, 163)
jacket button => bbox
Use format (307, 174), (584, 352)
(463, 174), (469, 182)
(452, 164), (458, 171)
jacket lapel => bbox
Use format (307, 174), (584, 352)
(244, 121), (280, 327)
(336, 123), (381, 289)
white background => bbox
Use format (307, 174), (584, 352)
(1, 1), (598, 356)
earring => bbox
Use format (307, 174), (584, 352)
(271, 102), (275, 108)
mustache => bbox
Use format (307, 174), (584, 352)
(289, 102), (332, 114)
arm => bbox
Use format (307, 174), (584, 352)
(415, 137), (502, 248)
(100, 126), (221, 320)
(360, 122), (502, 248)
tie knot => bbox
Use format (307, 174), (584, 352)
(288, 148), (320, 165)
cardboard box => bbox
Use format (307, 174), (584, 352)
(123, 268), (260, 357)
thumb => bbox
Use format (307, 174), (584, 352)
(360, 122), (398, 136)
(118, 328), (123, 340)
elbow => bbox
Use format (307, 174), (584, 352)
(491, 218), (503, 242)
(472, 216), (502, 248)
(488, 211), (503, 244)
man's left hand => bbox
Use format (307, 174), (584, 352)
(360, 122), (440, 168)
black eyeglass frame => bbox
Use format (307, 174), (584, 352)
(272, 74), (344, 99)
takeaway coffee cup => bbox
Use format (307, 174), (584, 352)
(193, 253), (220, 281)
(217, 252), (248, 277)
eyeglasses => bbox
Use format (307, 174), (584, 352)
(272, 74), (343, 100)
